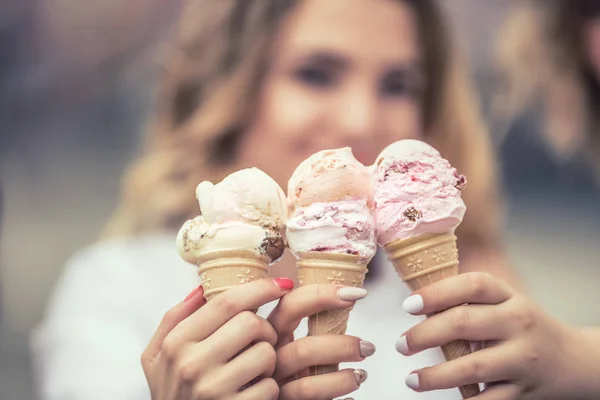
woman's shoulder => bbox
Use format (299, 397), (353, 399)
(51, 234), (199, 306)
(66, 234), (193, 278)
(69, 234), (176, 265)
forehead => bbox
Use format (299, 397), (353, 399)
(276, 0), (420, 63)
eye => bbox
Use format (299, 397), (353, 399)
(381, 78), (411, 97)
(380, 70), (423, 99)
(294, 66), (336, 88)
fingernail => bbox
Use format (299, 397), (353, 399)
(405, 373), (420, 390)
(184, 285), (202, 302)
(403, 294), (424, 314)
(338, 287), (368, 301)
(395, 335), (409, 355)
(273, 278), (294, 291)
(359, 340), (376, 358)
(353, 369), (368, 385)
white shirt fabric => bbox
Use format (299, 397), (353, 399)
(31, 235), (463, 400)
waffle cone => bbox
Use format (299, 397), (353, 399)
(385, 232), (480, 399)
(296, 251), (368, 376)
(196, 249), (270, 303)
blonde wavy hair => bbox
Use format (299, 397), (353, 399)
(105, 0), (503, 251)
(494, 0), (600, 166)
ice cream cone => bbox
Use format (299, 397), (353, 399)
(384, 232), (480, 399)
(296, 251), (368, 375)
(196, 249), (270, 303)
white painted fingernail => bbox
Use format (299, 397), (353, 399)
(403, 294), (424, 314)
(359, 340), (376, 358)
(395, 336), (409, 355)
(353, 369), (368, 385)
(338, 287), (368, 302)
(405, 373), (420, 390)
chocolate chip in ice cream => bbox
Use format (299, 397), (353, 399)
(384, 163), (409, 181)
(454, 173), (467, 190)
(403, 207), (423, 222)
(259, 230), (285, 262)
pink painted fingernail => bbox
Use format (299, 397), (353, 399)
(395, 335), (409, 355)
(338, 287), (367, 301)
(273, 278), (294, 291)
(184, 285), (202, 302)
(405, 373), (420, 390)
(403, 294), (424, 314)
(353, 369), (368, 385)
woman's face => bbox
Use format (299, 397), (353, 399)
(238, 0), (424, 188)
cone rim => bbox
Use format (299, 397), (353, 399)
(296, 250), (367, 264)
(195, 248), (270, 263)
(198, 260), (270, 274)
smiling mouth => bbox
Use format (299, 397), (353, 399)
(352, 149), (373, 165)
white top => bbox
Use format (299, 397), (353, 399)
(31, 235), (462, 400)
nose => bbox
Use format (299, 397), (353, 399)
(333, 84), (380, 143)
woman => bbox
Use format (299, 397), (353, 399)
(33, 1), (600, 399)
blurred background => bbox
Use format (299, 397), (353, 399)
(1, 1), (598, 399)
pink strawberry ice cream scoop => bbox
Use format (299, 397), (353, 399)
(372, 139), (466, 245)
(287, 148), (377, 261)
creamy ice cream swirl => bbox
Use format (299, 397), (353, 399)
(287, 199), (376, 261)
(176, 217), (284, 264)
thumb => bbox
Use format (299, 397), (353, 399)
(143, 285), (206, 361)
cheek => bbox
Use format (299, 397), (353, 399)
(237, 82), (320, 188)
(256, 79), (322, 143)
(253, 78), (322, 148)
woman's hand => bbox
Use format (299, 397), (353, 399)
(267, 284), (373, 400)
(141, 278), (294, 400)
(396, 272), (589, 399)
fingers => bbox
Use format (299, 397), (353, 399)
(471, 383), (520, 400)
(274, 335), (374, 381)
(204, 341), (278, 394)
(161, 338), (277, 398)
(268, 285), (367, 338)
(143, 285), (206, 362)
(405, 345), (519, 392)
(234, 378), (280, 400)
(200, 312), (278, 362)
(397, 304), (513, 355)
(167, 278), (293, 349)
(279, 368), (366, 400)
(402, 272), (514, 315)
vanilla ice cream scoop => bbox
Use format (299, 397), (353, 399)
(177, 168), (287, 264)
(197, 167), (288, 230)
(372, 139), (466, 245)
